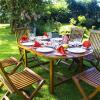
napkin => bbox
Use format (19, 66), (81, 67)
(43, 32), (48, 37)
(20, 35), (29, 42)
(56, 46), (66, 55)
(33, 41), (41, 47)
(82, 40), (91, 49)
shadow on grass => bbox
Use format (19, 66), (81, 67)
(31, 62), (100, 100)
(0, 26), (100, 100)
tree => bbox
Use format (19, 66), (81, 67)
(0, 0), (48, 32)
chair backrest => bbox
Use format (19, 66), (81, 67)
(89, 30), (100, 60)
(0, 58), (20, 93)
(15, 27), (30, 43)
(70, 27), (84, 42)
(51, 32), (61, 38)
(47, 32), (61, 38)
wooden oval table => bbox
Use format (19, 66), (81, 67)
(18, 44), (93, 94)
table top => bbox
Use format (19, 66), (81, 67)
(18, 42), (93, 60)
(18, 36), (93, 60)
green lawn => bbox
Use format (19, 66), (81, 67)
(0, 25), (100, 100)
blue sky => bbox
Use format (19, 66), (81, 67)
(76, 0), (100, 1)
(75, 0), (100, 6)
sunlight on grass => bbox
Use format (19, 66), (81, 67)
(0, 40), (2, 45)
(0, 52), (18, 54)
(0, 25), (100, 100)
(0, 24), (10, 28)
(10, 45), (18, 50)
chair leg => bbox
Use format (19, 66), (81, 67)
(20, 80), (45, 100)
(72, 76), (90, 100)
(55, 59), (61, 65)
(2, 91), (10, 100)
(95, 60), (100, 71)
(55, 59), (75, 69)
(20, 91), (30, 100)
(29, 80), (45, 100)
(0, 82), (4, 88)
(68, 59), (75, 70)
(19, 48), (25, 66)
(89, 89), (98, 99)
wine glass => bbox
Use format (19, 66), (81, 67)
(29, 33), (35, 41)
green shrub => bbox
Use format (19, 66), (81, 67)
(69, 18), (77, 25)
(78, 16), (86, 26)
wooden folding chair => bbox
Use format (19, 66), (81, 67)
(69, 28), (98, 68)
(70, 27), (84, 42)
(83, 30), (100, 68)
(67, 27), (85, 68)
(0, 57), (45, 100)
(56, 27), (84, 67)
(15, 27), (35, 66)
(72, 30), (100, 100)
(15, 27), (49, 68)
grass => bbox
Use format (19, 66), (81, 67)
(0, 24), (100, 100)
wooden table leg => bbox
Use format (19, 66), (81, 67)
(23, 49), (27, 67)
(50, 60), (54, 94)
(78, 57), (83, 72)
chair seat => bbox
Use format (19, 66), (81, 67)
(9, 68), (41, 90)
(0, 57), (45, 99)
(77, 67), (100, 88)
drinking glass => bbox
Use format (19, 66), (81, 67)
(29, 33), (35, 41)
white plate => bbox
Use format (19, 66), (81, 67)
(67, 47), (86, 53)
(21, 42), (34, 46)
(36, 47), (54, 53)
(68, 41), (82, 47)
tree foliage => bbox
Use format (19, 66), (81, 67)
(0, 0), (100, 31)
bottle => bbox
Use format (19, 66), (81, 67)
(62, 34), (70, 44)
